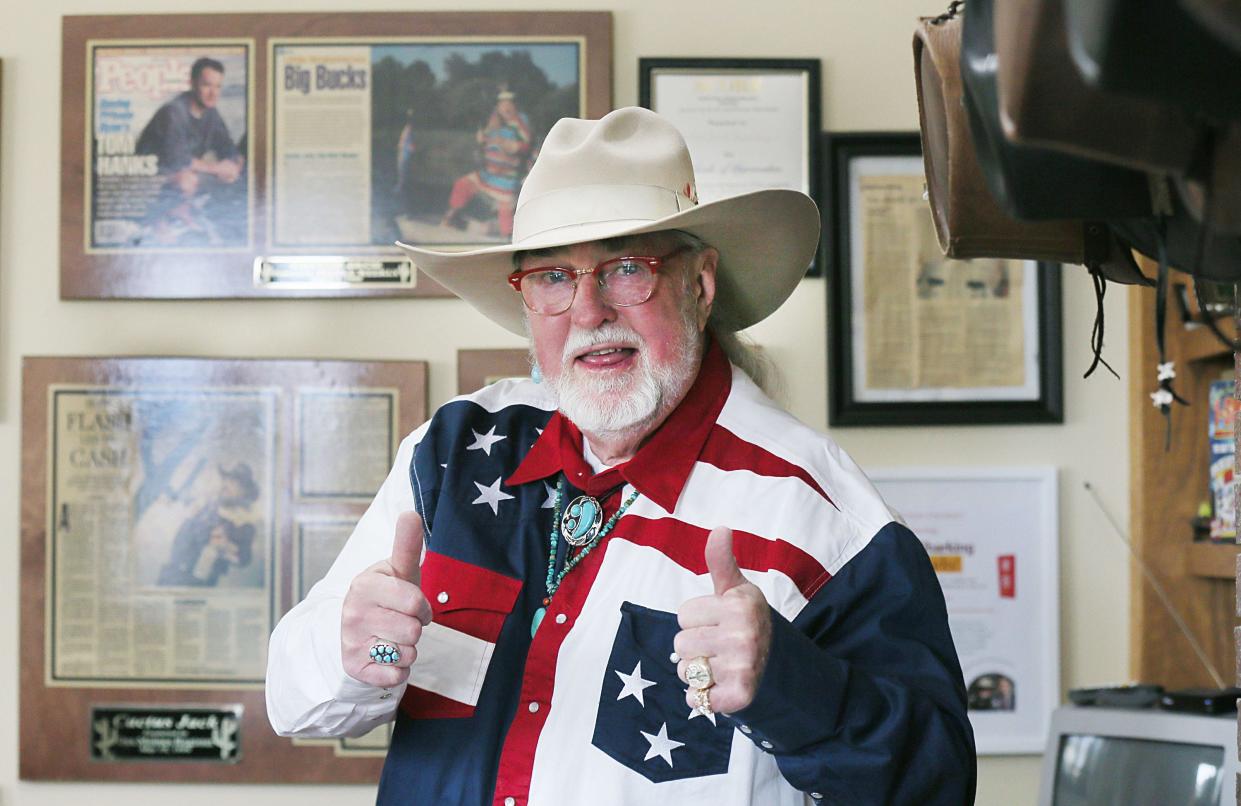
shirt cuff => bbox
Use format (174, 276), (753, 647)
(728, 606), (846, 753)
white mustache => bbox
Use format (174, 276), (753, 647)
(560, 324), (645, 365)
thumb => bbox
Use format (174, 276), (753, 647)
(704, 526), (746, 595)
(389, 511), (425, 584)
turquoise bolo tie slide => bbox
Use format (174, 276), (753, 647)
(561, 495), (603, 546)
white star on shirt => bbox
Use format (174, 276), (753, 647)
(615, 661), (657, 706)
(472, 477), (514, 515)
(688, 705), (717, 725)
(640, 722), (684, 767)
(542, 482), (556, 509)
(466, 426), (507, 456)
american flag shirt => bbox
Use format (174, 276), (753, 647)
(266, 342), (975, 805)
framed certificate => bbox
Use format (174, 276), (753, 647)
(638, 57), (822, 276)
(61, 12), (612, 299)
(20, 356), (426, 781)
(869, 466), (1060, 755)
(823, 131), (1064, 426)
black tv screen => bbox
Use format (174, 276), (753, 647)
(1054, 734), (1224, 806)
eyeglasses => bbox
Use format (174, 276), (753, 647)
(507, 245), (691, 315)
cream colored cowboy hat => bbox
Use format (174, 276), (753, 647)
(397, 106), (820, 335)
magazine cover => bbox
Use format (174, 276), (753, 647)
(1207, 378), (1238, 540)
(89, 43), (251, 251)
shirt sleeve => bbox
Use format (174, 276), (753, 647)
(728, 522), (977, 805)
(264, 426), (426, 738)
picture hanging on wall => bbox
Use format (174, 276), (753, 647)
(823, 131), (1064, 426)
(60, 12), (612, 299)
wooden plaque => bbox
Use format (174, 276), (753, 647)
(20, 356), (427, 782)
(457, 348), (530, 394)
(61, 12), (612, 299)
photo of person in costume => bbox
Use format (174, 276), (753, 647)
(367, 42), (579, 246)
(438, 89), (533, 238)
(156, 463), (260, 588)
(268, 107), (975, 805)
(134, 55), (247, 246)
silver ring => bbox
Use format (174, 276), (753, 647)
(369, 641), (400, 665)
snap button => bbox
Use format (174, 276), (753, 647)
(811, 794), (823, 800)
(437, 591), (449, 604)
(739, 724), (752, 734)
(555, 613), (567, 625)
(380, 692), (392, 700)
(528, 701), (540, 713)
(504, 798), (516, 806)
(760, 740), (774, 750)
(669, 652), (680, 664)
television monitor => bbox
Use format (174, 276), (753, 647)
(1039, 706), (1238, 806)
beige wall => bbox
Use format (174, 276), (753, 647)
(0, 1), (1132, 804)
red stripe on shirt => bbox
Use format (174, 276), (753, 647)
(609, 515), (832, 601)
(700, 425), (837, 509)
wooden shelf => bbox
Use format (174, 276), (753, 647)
(1129, 259), (1240, 690)
(1180, 320), (1237, 364)
(1187, 542), (1240, 580)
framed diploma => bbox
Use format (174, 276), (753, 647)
(638, 57), (822, 276)
(868, 467), (1060, 755)
(824, 132), (1063, 426)
(61, 12), (612, 299)
(20, 356), (426, 781)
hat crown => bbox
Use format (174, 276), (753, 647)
(512, 107), (698, 244)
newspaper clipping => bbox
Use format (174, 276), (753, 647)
(89, 43), (250, 251)
(270, 40), (582, 250)
(853, 173), (1034, 401)
(49, 386), (277, 686)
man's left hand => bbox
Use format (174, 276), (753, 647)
(674, 526), (772, 714)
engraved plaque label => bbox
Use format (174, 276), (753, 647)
(254, 256), (414, 289)
(90, 706), (242, 762)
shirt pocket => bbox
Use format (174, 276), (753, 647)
(399, 551), (522, 720)
(591, 602), (735, 783)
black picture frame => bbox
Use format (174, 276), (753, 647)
(638, 57), (822, 276)
(824, 131), (1063, 426)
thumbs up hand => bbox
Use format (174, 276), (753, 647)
(341, 511), (434, 688)
(674, 527), (773, 715)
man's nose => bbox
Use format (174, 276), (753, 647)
(569, 273), (616, 330)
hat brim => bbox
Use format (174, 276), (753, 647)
(397, 188), (821, 335)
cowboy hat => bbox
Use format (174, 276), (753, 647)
(396, 106), (820, 336)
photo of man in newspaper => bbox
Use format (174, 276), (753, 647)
(90, 45), (249, 250)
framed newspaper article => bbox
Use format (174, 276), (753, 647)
(20, 356), (427, 782)
(61, 12), (612, 299)
(868, 466), (1060, 754)
(824, 132), (1064, 426)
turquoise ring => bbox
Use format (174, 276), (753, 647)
(369, 641), (400, 665)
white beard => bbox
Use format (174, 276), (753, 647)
(542, 313), (702, 438)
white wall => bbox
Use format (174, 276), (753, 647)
(0, 1), (1132, 804)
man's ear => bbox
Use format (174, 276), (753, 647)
(692, 247), (719, 331)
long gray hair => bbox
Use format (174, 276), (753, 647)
(667, 231), (780, 397)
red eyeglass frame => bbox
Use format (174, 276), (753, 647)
(505, 245), (692, 296)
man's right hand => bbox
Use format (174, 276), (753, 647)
(341, 511), (433, 688)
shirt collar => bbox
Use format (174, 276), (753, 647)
(505, 337), (732, 511)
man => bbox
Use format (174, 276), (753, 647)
(266, 107), (975, 804)
(440, 89), (534, 237)
(135, 56), (244, 242)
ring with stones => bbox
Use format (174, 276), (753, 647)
(369, 641), (400, 665)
